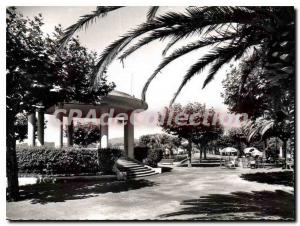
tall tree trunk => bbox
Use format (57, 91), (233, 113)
(289, 95), (295, 159)
(282, 139), (287, 168)
(7, 112), (19, 201)
(198, 144), (203, 163)
(187, 139), (192, 167)
(203, 147), (207, 160)
(199, 150), (202, 162)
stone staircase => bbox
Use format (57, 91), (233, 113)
(116, 157), (158, 179)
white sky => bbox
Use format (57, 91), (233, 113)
(17, 6), (233, 142)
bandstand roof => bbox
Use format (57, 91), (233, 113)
(46, 90), (148, 117)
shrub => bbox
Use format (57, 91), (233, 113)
(17, 146), (120, 175)
(144, 148), (163, 167)
(97, 148), (121, 174)
(134, 146), (149, 162)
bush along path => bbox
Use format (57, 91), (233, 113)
(17, 147), (120, 176)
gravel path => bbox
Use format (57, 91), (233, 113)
(7, 167), (294, 220)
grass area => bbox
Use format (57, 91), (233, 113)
(240, 171), (294, 187)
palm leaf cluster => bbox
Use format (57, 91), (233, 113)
(60, 6), (294, 106)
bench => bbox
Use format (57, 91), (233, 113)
(160, 159), (174, 165)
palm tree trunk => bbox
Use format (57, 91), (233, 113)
(203, 147), (207, 160)
(6, 112), (19, 201)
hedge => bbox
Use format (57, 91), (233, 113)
(17, 146), (121, 175)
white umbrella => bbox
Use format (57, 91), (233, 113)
(244, 147), (259, 154)
(221, 147), (238, 153)
(251, 149), (263, 157)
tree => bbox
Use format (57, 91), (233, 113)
(65, 122), (101, 147)
(159, 103), (223, 166)
(6, 8), (114, 200)
(222, 61), (271, 119)
(222, 56), (294, 164)
(60, 7), (294, 106)
(139, 133), (181, 158)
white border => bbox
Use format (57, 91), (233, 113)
(1, 1), (298, 225)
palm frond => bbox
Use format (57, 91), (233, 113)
(59, 6), (123, 49)
(168, 49), (223, 105)
(162, 36), (182, 56)
(203, 42), (254, 88)
(119, 25), (202, 61)
(141, 36), (235, 101)
(170, 44), (251, 105)
(147, 6), (159, 21)
(90, 21), (170, 89)
(92, 6), (268, 90)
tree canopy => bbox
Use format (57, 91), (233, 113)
(6, 7), (115, 200)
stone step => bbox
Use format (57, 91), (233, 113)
(126, 170), (156, 176)
(118, 163), (141, 167)
(117, 165), (146, 170)
(116, 158), (158, 178)
(127, 171), (158, 179)
(119, 168), (153, 173)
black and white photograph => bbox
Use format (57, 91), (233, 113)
(4, 1), (296, 222)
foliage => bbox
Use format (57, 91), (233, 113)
(6, 7), (115, 199)
(134, 146), (149, 162)
(222, 62), (270, 119)
(15, 114), (29, 142)
(144, 148), (164, 167)
(97, 148), (121, 174)
(17, 147), (99, 175)
(17, 147), (121, 175)
(159, 103), (223, 147)
(7, 6), (115, 128)
(62, 7), (294, 105)
(139, 133), (180, 148)
(65, 122), (101, 147)
(139, 133), (181, 157)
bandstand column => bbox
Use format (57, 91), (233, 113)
(100, 107), (109, 149)
(27, 113), (36, 146)
(124, 111), (134, 159)
(55, 112), (64, 148)
(36, 108), (45, 146)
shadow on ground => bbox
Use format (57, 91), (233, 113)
(159, 190), (294, 220)
(161, 166), (173, 173)
(18, 179), (157, 204)
(240, 171), (294, 187)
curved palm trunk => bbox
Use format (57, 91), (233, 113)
(6, 112), (19, 201)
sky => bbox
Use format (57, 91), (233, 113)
(17, 6), (234, 142)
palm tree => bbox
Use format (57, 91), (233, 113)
(244, 115), (291, 164)
(60, 6), (294, 105)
